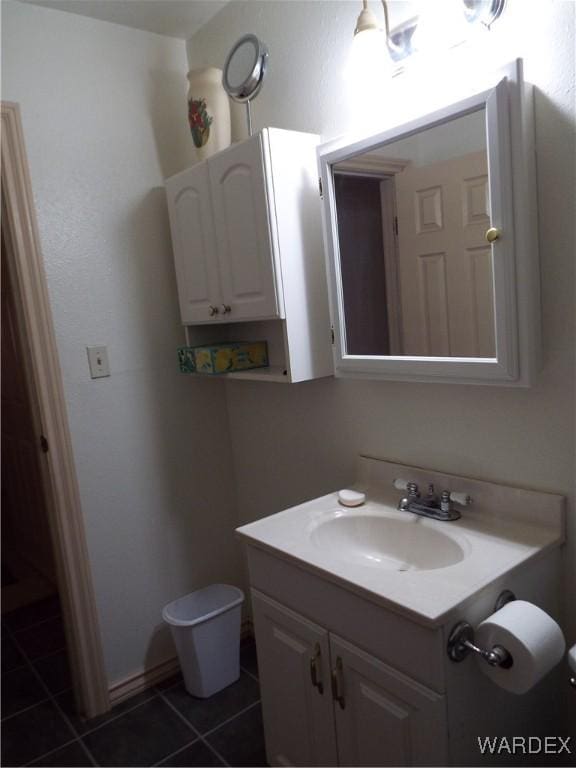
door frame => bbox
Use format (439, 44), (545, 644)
(379, 175), (403, 356)
(1, 101), (110, 718)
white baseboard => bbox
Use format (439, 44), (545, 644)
(108, 618), (254, 706)
(109, 656), (180, 706)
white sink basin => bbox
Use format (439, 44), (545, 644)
(236, 457), (564, 625)
(309, 513), (467, 571)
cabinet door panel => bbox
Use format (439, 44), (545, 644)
(165, 163), (220, 323)
(209, 135), (282, 320)
(252, 590), (337, 767)
(330, 635), (448, 767)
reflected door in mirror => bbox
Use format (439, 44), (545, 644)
(332, 107), (496, 360)
(395, 150), (495, 357)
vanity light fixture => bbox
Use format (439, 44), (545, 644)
(351, 0), (508, 71)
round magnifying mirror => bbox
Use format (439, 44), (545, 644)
(223, 34), (268, 103)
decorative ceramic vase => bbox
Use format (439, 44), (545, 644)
(187, 67), (231, 160)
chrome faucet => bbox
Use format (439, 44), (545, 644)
(394, 479), (472, 522)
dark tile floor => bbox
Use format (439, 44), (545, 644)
(1, 598), (266, 767)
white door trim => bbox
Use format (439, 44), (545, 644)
(1, 101), (110, 718)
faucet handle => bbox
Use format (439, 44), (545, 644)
(393, 478), (419, 496)
(407, 482), (420, 498)
(440, 489), (471, 517)
(449, 491), (473, 507)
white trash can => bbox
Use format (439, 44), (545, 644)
(162, 584), (244, 698)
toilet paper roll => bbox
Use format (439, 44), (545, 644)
(475, 600), (565, 695)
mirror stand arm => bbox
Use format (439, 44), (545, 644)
(246, 101), (253, 136)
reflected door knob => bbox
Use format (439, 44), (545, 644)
(485, 227), (501, 243)
(208, 305), (219, 316)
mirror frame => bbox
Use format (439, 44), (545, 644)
(318, 59), (539, 386)
(222, 34), (269, 103)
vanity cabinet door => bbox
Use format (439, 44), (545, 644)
(330, 635), (448, 767)
(252, 590), (337, 767)
(208, 134), (283, 321)
(165, 162), (221, 324)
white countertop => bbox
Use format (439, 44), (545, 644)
(236, 457), (565, 626)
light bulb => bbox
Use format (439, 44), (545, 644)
(345, 27), (390, 83)
(412, 0), (469, 54)
(343, 27), (391, 133)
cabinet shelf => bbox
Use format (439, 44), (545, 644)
(226, 365), (288, 382)
(181, 365), (289, 383)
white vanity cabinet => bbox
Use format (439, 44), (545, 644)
(253, 590), (448, 768)
(165, 128), (333, 383)
(238, 456), (565, 767)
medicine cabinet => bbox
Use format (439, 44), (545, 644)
(318, 59), (540, 386)
(165, 129), (333, 383)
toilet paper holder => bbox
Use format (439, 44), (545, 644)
(447, 590), (516, 668)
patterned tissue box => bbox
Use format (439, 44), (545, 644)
(177, 347), (197, 374)
(178, 341), (269, 375)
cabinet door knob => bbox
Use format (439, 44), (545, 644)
(208, 305), (219, 316)
(221, 304), (232, 314)
(485, 227), (501, 243)
(330, 656), (346, 709)
(309, 643), (324, 695)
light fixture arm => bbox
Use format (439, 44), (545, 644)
(353, 0), (402, 57)
(381, 0), (404, 56)
(380, 0), (391, 37)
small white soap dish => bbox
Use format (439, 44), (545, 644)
(338, 489), (366, 507)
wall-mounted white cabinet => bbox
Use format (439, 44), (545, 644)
(165, 129), (333, 383)
(166, 134), (282, 324)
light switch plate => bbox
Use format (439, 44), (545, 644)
(87, 346), (110, 379)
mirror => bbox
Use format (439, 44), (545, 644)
(318, 60), (539, 385)
(223, 34), (268, 102)
(333, 107), (493, 359)
(223, 34), (268, 135)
